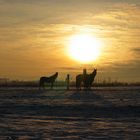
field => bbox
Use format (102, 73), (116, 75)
(0, 87), (139, 139)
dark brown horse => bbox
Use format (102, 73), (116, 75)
(39, 72), (58, 89)
(76, 69), (97, 90)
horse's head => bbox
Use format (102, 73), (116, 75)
(55, 72), (58, 76)
(92, 68), (97, 75)
(92, 68), (97, 72)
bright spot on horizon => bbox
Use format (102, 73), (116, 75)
(68, 34), (102, 63)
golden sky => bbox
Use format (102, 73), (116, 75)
(0, 0), (140, 82)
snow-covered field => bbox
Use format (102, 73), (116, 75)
(0, 87), (139, 139)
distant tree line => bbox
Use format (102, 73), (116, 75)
(0, 78), (140, 87)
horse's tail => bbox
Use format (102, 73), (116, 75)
(39, 77), (44, 88)
(39, 78), (41, 87)
(76, 76), (79, 89)
(76, 75), (82, 90)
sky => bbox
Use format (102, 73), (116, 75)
(0, 0), (140, 82)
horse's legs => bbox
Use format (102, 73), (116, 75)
(76, 83), (80, 90)
(51, 82), (53, 89)
(43, 83), (46, 89)
(77, 83), (82, 90)
(39, 85), (41, 90)
(39, 80), (43, 90)
(76, 79), (81, 90)
(40, 81), (46, 90)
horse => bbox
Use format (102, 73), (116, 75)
(76, 69), (97, 90)
(39, 72), (58, 89)
(76, 74), (84, 90)
(83, 69), (97, 89)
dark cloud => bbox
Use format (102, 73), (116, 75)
(132, 48), (140, 52)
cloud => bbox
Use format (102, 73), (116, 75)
(59, 67), (81, 71)
(0, 0), (140, 81)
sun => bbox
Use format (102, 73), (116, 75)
(68, 34), (102, 63)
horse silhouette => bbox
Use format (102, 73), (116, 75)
(83, 69), (97, 89)
(76, 74), (84, 90)
(76, 69), (97, 90)
(39, 72), (58, 89)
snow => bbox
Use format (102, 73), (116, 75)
(0, 87), (139, 139)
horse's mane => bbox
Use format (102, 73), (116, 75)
(91, 69), (97, 76)
(50, 72), (58, 78)
(54, 72), (58, 77)
(89, 69), (97, 83)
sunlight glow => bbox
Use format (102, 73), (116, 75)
(68, 34), (102, 63)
